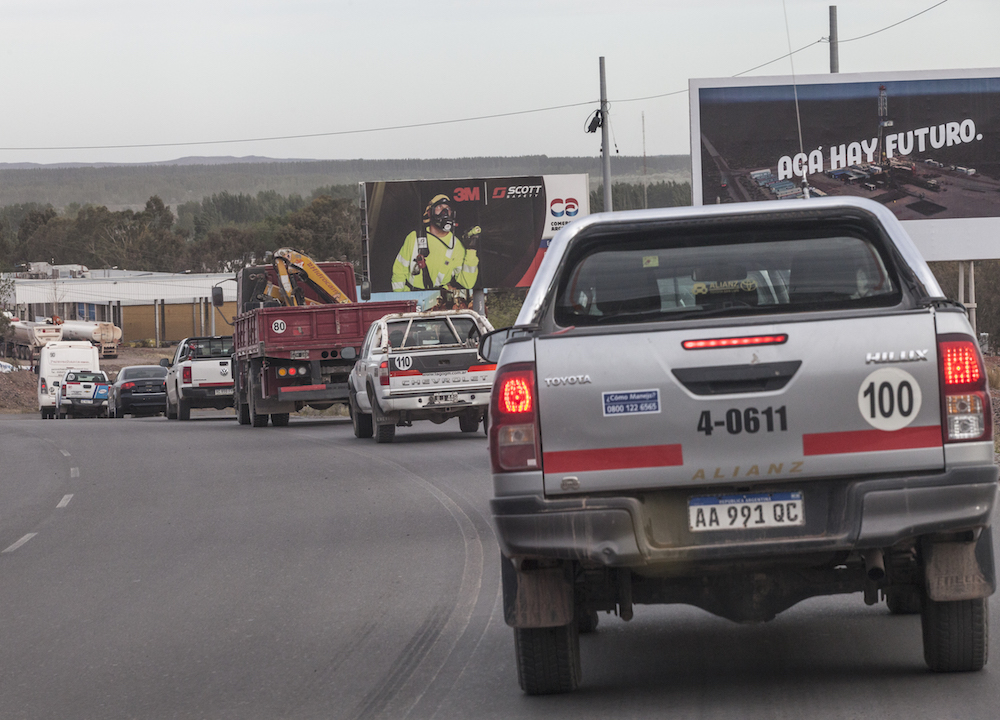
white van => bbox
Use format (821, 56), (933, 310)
(37, 341), (100, 419)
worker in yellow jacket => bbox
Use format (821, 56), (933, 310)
(391, 194), (480, 291)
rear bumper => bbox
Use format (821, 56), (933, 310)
(490, 465), (999, 568)
(180, 386), (234, 407)
(121, 393), (166, 412)
(59, 398), (107, 415)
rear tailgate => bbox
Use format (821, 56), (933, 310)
(387, 348), (494, 398)
(535, 311), (943, 496)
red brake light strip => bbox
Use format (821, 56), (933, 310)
(683, 334), (788, 350)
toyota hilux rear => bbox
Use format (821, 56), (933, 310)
(484, 197), (998, 694)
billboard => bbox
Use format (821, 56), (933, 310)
(362, 174), (589, 292)
(690, 68), (1000, 261)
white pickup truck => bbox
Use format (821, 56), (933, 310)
(56, 369), (110, 419)
(349, 310), (494, 443)
(162, 336), (235, 421)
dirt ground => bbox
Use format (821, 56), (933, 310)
(0, 346), (173, 414)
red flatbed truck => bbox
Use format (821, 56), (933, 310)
(227, 261), (416, 427)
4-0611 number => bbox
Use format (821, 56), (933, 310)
(697, 406), (787, 436)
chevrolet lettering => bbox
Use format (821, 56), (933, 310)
(482, 196), (998, 694)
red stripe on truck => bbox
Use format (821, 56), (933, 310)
(802, 425), (942, 456)
(544, 444), (684, 473)
(281, 384), (325, 393)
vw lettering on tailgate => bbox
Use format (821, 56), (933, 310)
(602, 389), (660, 417)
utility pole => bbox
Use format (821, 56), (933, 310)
(642, 112), (648, 209)
(600, 57), (612, 212)
(829, 6), (839, 73)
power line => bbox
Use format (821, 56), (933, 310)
(0, 1), (951, 152)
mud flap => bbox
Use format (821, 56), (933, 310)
(923, 526), (996, 602)
(501, 554), (574, 629)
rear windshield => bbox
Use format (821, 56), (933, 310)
(555, 228), (900, 326)
(188, 337), (233, 358)
(65, 371), (106, 383)
(120, 367), (167, 381)
(387, 317), (480, 348)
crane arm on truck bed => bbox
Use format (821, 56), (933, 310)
(273, 248), (352, 305)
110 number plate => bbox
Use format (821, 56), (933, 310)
(688, 491), (804, 532)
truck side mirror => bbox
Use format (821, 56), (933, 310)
(479, 327), (521, 364)
(360, 279), (371, 301)
(159, 358), (170, 368)
(212, 286), (224, 307)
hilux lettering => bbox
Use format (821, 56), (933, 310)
(866, 350), (929, 364)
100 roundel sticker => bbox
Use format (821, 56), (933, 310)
(857, 367), (922, 431)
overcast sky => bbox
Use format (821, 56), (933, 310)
(1, 0), (996, 165)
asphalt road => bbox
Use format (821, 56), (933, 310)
(0, 411), (997, 719)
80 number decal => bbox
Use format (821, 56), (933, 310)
(697, 406), (788, 436)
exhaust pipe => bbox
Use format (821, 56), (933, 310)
(864, 549), (886, 582)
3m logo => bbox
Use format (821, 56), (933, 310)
(453, 186), (480, 202)
(550, 198), (579, 217)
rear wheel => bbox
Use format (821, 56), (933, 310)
(922, 596), (988, 672)
(375, 421), (396, 444)
(178, 399), (191, 421)
(270, 413), (290, 427)
(249, 387), (268, 427)
(166, 396), (177, 420)
(886, 586), (922, 615)
(514, 623), (581, 695)
(351, 393), (373, 439)
(459, 412), (480, 433)
(238, 402), (251, 425)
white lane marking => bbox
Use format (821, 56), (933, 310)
(60, 450), (71, 457)
(57, 494), (73, 509)
(70, 467), (80, 478)
(3, 533), (38, 554)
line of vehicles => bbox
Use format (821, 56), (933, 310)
(34, 249), (496, 440)
(25, 197), (1000, 695)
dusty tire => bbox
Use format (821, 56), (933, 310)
(459, 412), (480, 433)
(886, 586), (922, 615)
(514, 623), (581, 695)
(249, 390), (268, 427)
(270, 413), (290, 427)
(922, 596), (988, 672)
(351, 394), (373, 439)
(576, 608), (599, 634)
(238, 402), (251, 425)
(166, 397), (177, 420)
(178, 399), (191, 421)
(375, 421), (396, 444)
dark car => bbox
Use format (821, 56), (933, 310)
(109, 365), (168, 418)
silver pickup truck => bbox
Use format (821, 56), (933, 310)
(349, 310), (494, 443)
(481, 197), (998, 694)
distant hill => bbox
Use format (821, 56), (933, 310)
(0, 155), (691, 211)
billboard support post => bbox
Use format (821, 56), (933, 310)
(600, 57), (612, 212)
(829, 6), (839, 74)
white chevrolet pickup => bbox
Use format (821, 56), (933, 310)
(349, 310), (494, 443)
(481, 197), (998, 694)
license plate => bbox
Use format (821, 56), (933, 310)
(431, 392), (458, 405)
(214, 388), (234, 396)
(79, 399), (93, 405)
(688, 491), (804, 532)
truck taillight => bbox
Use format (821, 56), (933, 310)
(40, 379), (47, 394)
(379, 361), (389, 386)
(490, 363), (541, 473)
(939, 336), (991, 443)
(61, 384), (67, 397)
(182, 366), (192, 384)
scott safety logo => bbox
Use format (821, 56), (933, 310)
(550, 198), (579, 218)
(492, 185), (543, 200)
